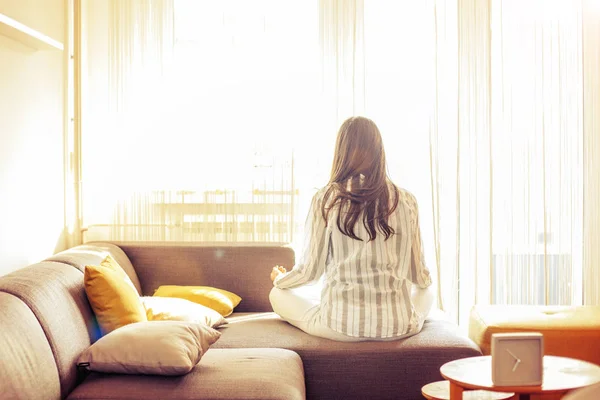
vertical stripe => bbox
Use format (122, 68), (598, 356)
(377, 224), (387, 336)
(402, 282), (413, 334)
(346, 231), (359, 336)
(407, 197), (419, 283)
(396, 198), (409, 334)
(334, 208), (343, 332)
(307, 229), (328, 282)
(371, 237), (382, 337)
(399, 195), (411, 279)
(383, 197), (397, 337)
(389, 272), (399, 336)
(347, 234), (355, 335)
(327, 208), (338, 329)
(391, 205), (404, 335)
(410, 250), (419, 285)
(325, 233), (334, 326)
(363, 231), (373, 335)
(327, 231), (336, 327)
(340, 223), (349, 334)
(357, 243), (365, 337)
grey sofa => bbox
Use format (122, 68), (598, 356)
(0, 242), (481, 400)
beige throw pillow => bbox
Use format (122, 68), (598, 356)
(141, 296), (228, 328)
(77, 321), (221, 376)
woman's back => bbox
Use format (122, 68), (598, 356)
(320, 184), (432, 338)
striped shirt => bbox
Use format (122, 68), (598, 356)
(274, 183), (432, 339)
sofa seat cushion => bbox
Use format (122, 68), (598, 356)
(469, 305), (600, 365)
(67, 348), (305, 400)
(214, 312), (481, 400)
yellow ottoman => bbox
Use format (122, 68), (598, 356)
(469, 305), (600, 365)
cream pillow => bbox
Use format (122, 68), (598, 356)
(141, 296), (227, 328)
(77, 321), (221, 376)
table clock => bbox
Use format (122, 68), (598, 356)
(491, 332), (544, 386)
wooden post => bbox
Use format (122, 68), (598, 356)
(449, 382), (464, 400)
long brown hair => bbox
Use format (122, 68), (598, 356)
(321, 116), (399, 241)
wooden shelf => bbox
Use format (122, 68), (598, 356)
(0, 12), (63, 51)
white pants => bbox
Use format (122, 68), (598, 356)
(269, 284), (435, 342)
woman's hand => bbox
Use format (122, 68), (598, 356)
(270, 265), (287, 282)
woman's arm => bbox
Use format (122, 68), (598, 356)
(273, 191), (328, 289)
(407, 193), (433, 289)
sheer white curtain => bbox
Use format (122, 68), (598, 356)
(362, 0), (586, 324)
(81, 0), (323, 244)
(81, 0), (177, 241)
(488, 0), (583, 309)
(432, 0), (585, 326)
(320, 0), (365, 121)
(79, 0), (595, 322)
(583, 0), (600, 306)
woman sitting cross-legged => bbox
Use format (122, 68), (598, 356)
(269, 116), (435, 342)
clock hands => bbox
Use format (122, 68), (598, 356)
(512, 359), (521, 372)
(506, 349), (521, 372)
(506, 349), (520, 362)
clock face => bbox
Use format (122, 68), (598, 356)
(492, 336), (543, 386)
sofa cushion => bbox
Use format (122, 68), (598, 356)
(469, 305), (600, 365)
(0, 292), (61, 400)
(67, 348), (305, 400)
(214, 312), (482, 400)
(0, 262), (99, 398)
(45, 243), (142, 294)
(114, 243), (295, 312)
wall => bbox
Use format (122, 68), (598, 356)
(0, 0), (66, 275)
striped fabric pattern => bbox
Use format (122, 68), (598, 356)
(274, 184), (432, 339)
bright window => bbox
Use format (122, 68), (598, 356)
(80, 0), (585, 323)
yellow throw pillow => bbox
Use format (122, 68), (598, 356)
(100, 255), (139, 294)
(84, 264), (147, 334)
(153, 285), (242, 317)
